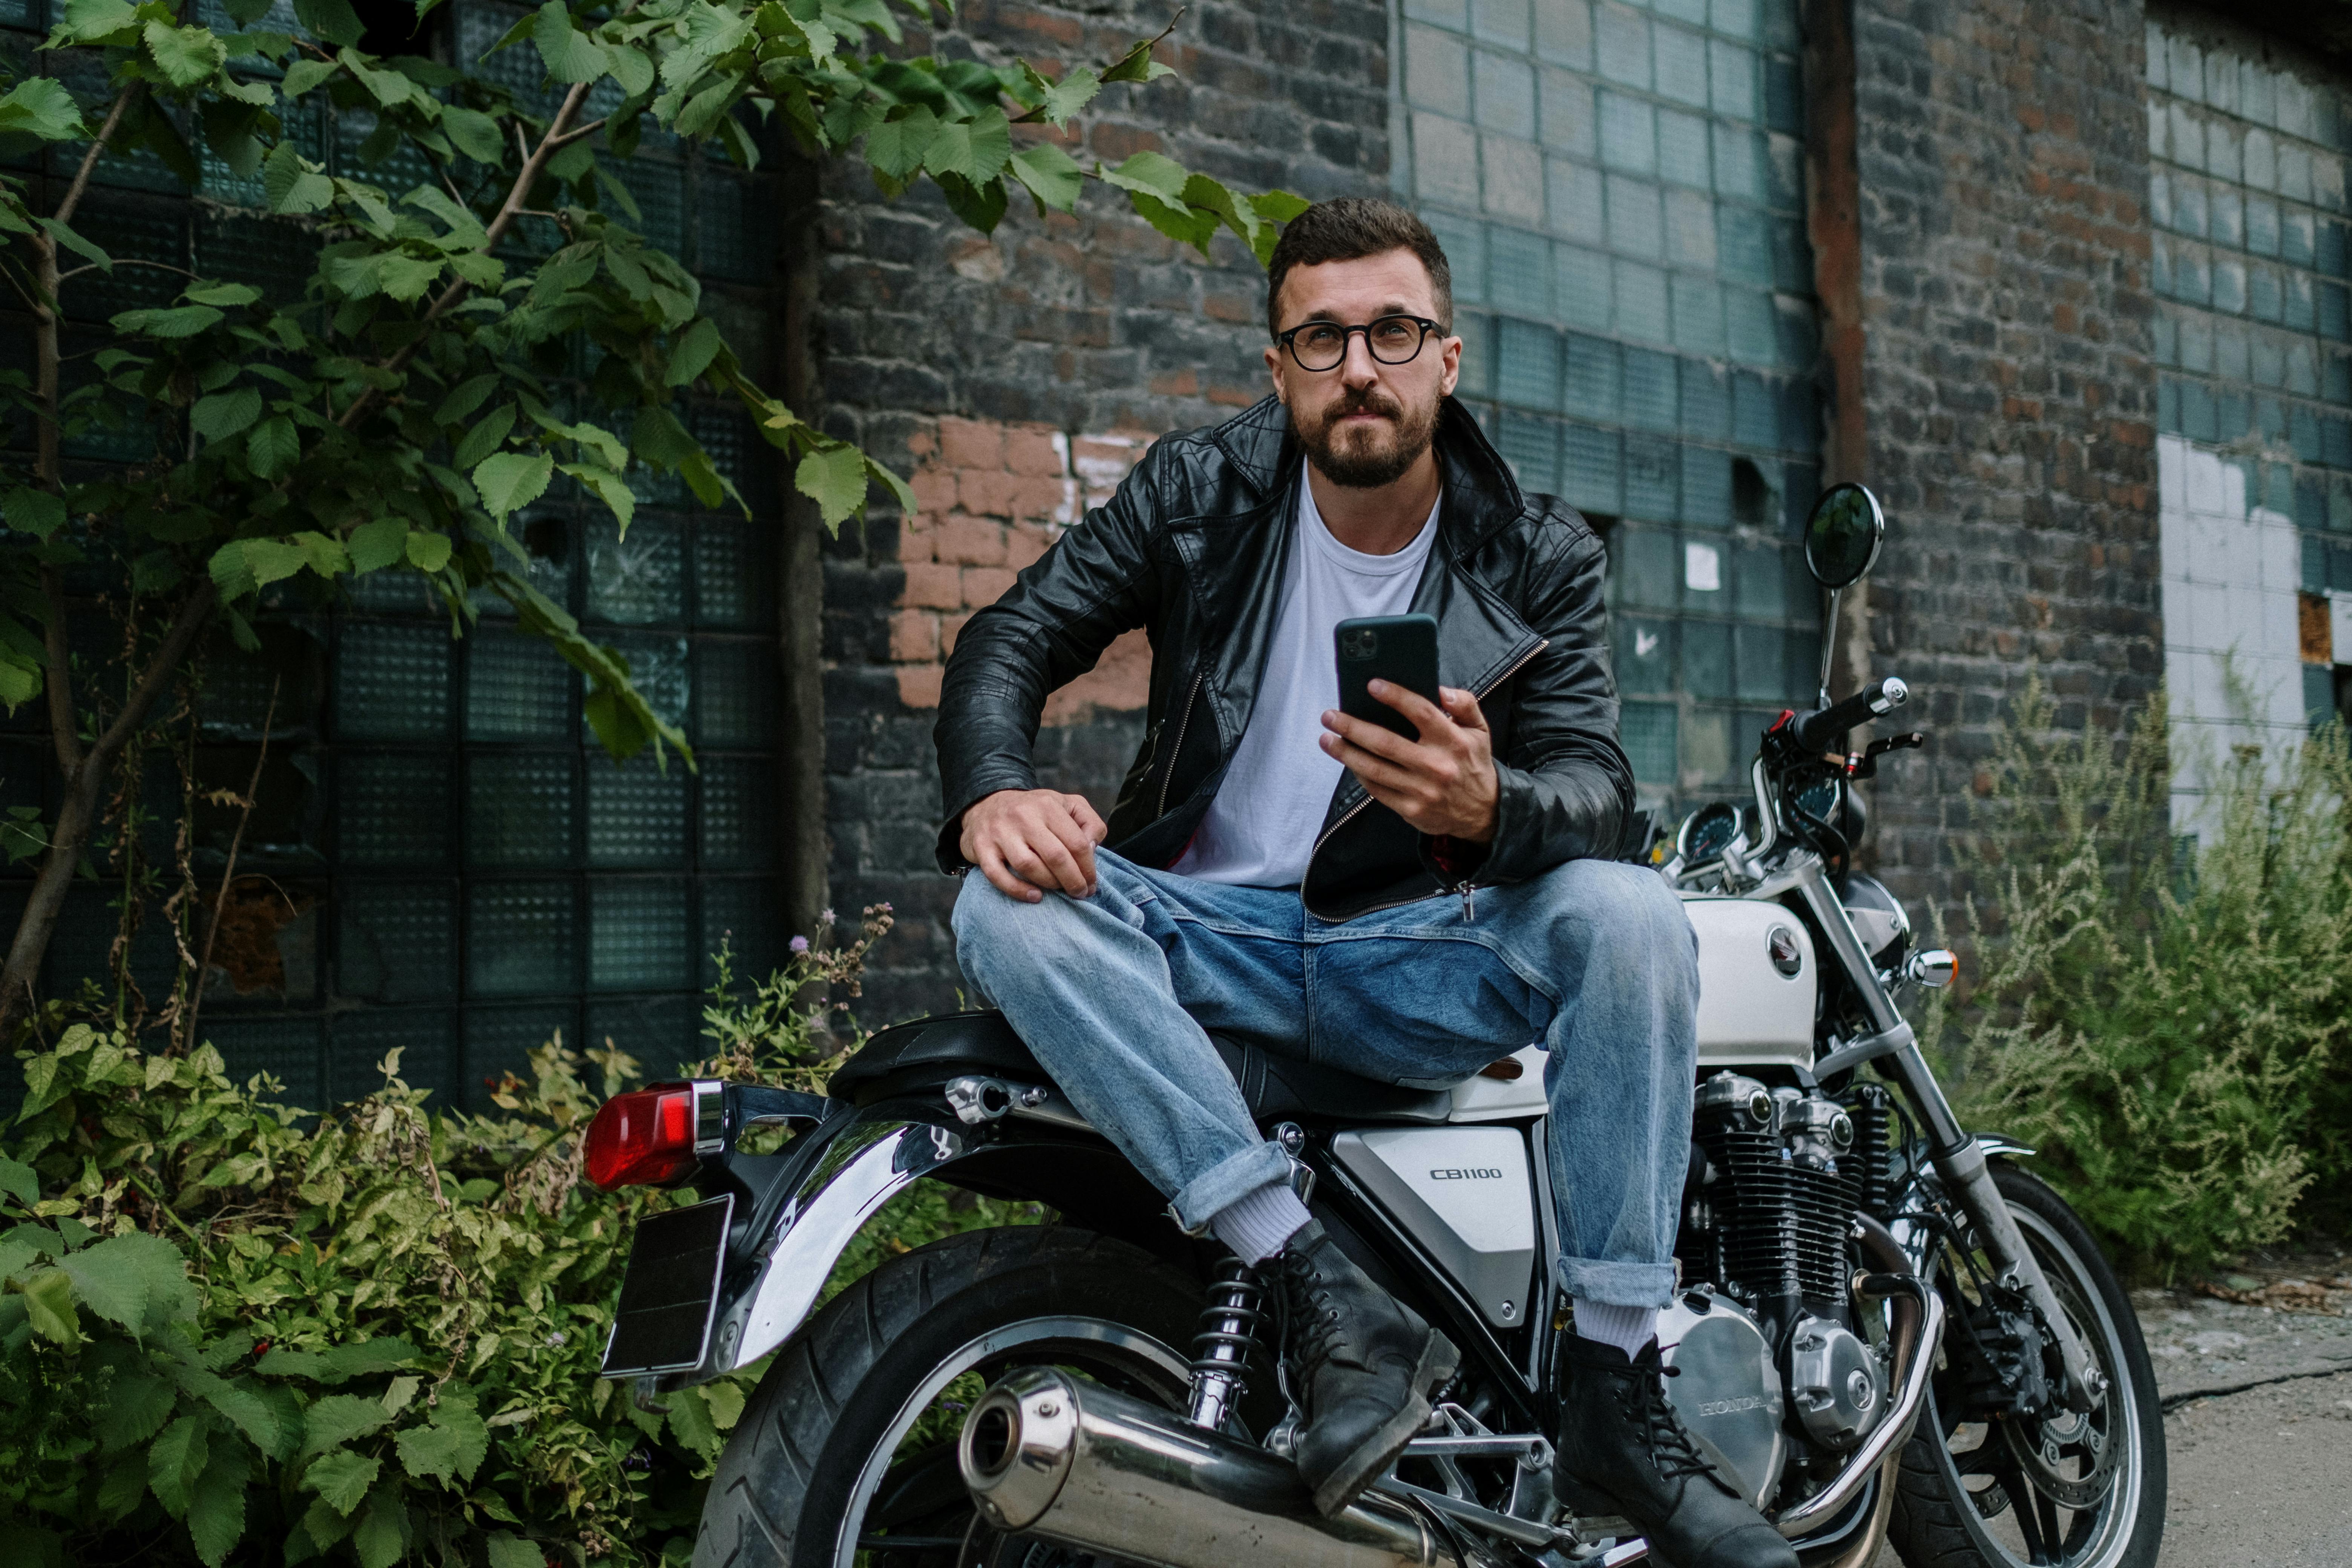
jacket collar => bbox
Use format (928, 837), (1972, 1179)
(1205, 393), (1530, 553)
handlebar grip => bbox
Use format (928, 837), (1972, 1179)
(1793, 676), (1909, 753)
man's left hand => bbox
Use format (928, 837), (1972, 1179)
(1320, 683), (1498, 842)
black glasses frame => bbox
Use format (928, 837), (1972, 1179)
(1274, 315), (1448, 372)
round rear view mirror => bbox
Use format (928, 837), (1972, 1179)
(1803, 484), (1885, 591)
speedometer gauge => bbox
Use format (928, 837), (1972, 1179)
(1675, 801), (1744, 865)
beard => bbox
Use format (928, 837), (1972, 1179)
(1291, 381), (1441, 489)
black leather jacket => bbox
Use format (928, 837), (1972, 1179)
(934, 394), (1634, 921)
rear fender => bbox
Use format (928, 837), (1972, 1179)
(634, 1099), (1182, 1391)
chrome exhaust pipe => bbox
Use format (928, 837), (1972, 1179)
(959, 1366), (1456, 1568)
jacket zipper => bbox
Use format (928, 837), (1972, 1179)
(1156, 672), (1205, 817)
(1306, 636), (1550, 921)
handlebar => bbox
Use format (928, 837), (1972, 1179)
(1791, 676), (1909, 753)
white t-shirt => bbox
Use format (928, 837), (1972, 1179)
(1171, 470), (1439, 888)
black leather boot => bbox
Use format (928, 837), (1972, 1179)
(1554, 1335), (1798, 1568)
(1278, 1220), (1461, 1517)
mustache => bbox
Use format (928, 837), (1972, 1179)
(1321, 387), (1404, 425)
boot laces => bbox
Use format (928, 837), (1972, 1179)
(1613, 1362), (1719, 1489)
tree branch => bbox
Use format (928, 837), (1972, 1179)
(58, 258), (199, 284)
(55, 86), (138, 231)
(181, 672), (277, 1054)
(87, 580), (218, 769)
(40, 567), (80, 776)
(546, 116), (607, 151)
(336, 80), (595, 433)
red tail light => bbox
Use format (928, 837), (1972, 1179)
(585, 1083), (703, 1190)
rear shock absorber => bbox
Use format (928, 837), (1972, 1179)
(1186, 1257), (1267, 1433)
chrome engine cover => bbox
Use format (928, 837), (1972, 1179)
(1657, 1288), (1788, 1511)
(1787, 1313), (1887, 1451)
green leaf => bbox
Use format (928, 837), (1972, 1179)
(1017, 61), (1099, 129)
(605, 40), (654, 98)
(144, 19), (228, 88)
(430, 1394), (488, 1481)
(1099, 149), (1189, 206)
(432, 373), (501, 426)
(300, 1448), (379, 1515)
(663, 316), (722, 387)
(392, 1421), (462, 1483)
(191, 386), (263, 442)
(795, 442), (871, 529)
(149, 1413), (209, 1517)
(300, 1393), (392, 1456)
(58, 1231), (196, 1335)
(924, 107), (1009, 184)
(0, 1155), (34, 1210)
(263, 140), (334, 214)
(562, 461), (635, 532)
(863, 105), (937, 182)
(224, 0), (274, 23)
(377, 252), (443, 303)
(484, 1535), (542, 1568)
(54, 0), (139, 44)
(347, 517), (405, 573)
(248, 415), (300, 478)
(1099, 33), (1176, 85)
(935, 171), (1008, 235)
(472, 451), (553, 520)
(441, 104), (503, 163)
(38, 217), (111, 273)
(96, 1372), (178, 1452)
(184, 1370), (279, 1455)
(351, 1493), (406, 1568)
(1007, 142), (1082, 214)
(17, 1266), (78, 1346)
(1249, 188), (1312, 225)
(404, 530), (452, 573)
(282, 58), (339, 96)
(292, 0), (365, 48)
(0, 78), (87, 142)
(315, 1336), (418, 1380)
(184, 280), (262, 307)
(187, 1435), (250, 1566)
(96, 1450), (149, 1519)
(1, 488), (66, 539)
(452, 401), (517, 469)
(533, 0), (608, 83)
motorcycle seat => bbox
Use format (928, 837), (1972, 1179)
(828, 1009), (1453, 1124)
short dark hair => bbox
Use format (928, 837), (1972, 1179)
(1264, 198), (1453, 339)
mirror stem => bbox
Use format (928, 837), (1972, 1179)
(1818, 587), (1840, 708)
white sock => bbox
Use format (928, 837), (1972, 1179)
(1574, 1298), (1660, 1359)
(1209, 1182), (1312, 1265)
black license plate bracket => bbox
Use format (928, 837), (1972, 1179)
(601, 1192), (734, 1378)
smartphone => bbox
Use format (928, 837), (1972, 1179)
(1335, 614), (1441, 741)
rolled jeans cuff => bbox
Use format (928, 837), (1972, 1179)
(1170, 1141), (1296, 1234)
(1556, 1256), (1677, 1311)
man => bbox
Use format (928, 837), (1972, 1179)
(936, 199), (1793, 1568)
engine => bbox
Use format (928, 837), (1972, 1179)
(1673, 1072), (1892, 1465)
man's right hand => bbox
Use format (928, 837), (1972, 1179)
(958, 789), (1108, 902)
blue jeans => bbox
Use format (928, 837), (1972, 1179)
(951, 849), (1700, 1309)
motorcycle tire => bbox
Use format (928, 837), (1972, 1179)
(1885, 1165), (2166, 1568)
(695, 1224), (1206, 1568)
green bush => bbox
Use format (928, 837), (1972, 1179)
(0, 906), (1034, 1566)
(1949, 679), (2352, 1277)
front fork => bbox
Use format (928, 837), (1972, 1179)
(1787, 856), (2103, 1414)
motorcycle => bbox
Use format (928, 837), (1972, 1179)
(584, 484), (2165, 1568)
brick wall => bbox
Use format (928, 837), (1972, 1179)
(1848, 0), (2164, 937)
(813, 0), (1390, 1024)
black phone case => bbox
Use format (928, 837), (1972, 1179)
(1335, 614), (1441, 741)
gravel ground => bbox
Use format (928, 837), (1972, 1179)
(1862, 1288), (2352, 1565)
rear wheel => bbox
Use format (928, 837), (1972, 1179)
(695, 1225), (1205, 1568)
(1885, 1166), (2165, 1568)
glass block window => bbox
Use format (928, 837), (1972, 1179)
(0, 0), (789, 1110)
(2145, 18), (2352, 817)
(1396, 0), (1823, 805)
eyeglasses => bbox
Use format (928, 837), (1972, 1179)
(1274, 315), (1447, 373)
